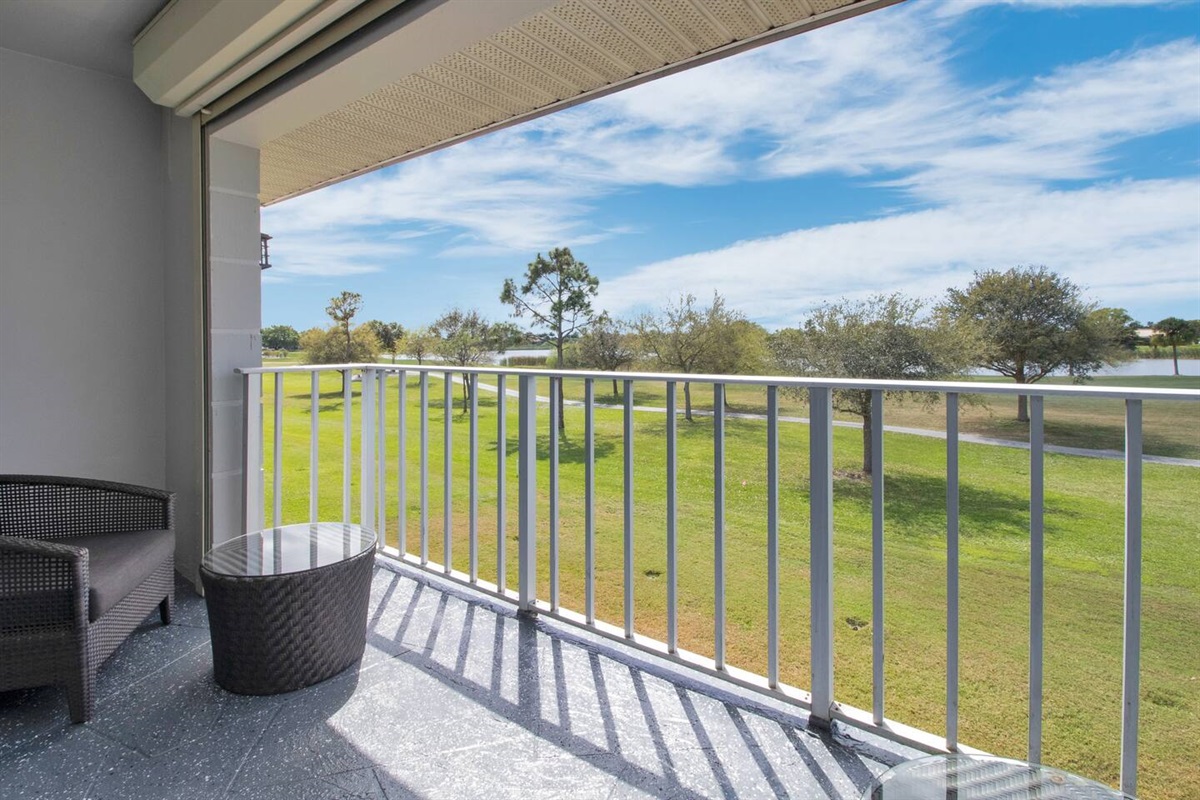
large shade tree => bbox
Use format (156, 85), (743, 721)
(939, 266), (1122, 422)
(770, 294), (964, 474)
(261, 324), (300, 351)
(501, 247), (599, 430)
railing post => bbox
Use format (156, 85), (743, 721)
(809, 386), (835, 727)
(342, 369), (352, 524)
(309, 370), (319, 524)
(517, 374), (537, 613)
(272, 372), (283, 528)
(360, 368), (376, 533)
(241, 372), (264, 534)
(1121, 399), (1143, 797)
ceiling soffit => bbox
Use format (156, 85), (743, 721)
(259, 0), (897, 205)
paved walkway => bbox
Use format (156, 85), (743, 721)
(457, 377), (1199, 468)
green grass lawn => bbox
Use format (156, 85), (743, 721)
(259, 370), (1198, 798)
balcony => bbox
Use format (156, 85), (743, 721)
(0, 566), (922, 798)
(4, 363), (1189, 798)
(228, 363), (1196, 798)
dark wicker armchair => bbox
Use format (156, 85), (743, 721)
(0, 475), (175, 723)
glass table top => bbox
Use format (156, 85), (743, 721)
(201, 523), (377, 578)
(864, 755), (1134, 800)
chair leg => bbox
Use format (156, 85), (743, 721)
(66, 672), (94, 724)
(159, 596), (173, 625)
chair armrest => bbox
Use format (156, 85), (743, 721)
(0, 535), (89, 632)
(0, 475), (174, 539)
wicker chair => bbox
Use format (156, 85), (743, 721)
(0, 475), (175, 723)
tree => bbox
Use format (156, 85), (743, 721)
(939, 266), (1122, 422)
(501, 247), (599, 430)
(431, 309), (511, 410)
(363, 320), (404, 361)
(632, 292), (741, 421)
(572, 314), (635, 396)
(403, 326), (437, 365)
(701, 317), (768, 409)
(301, 324), (380, 365)
(261, 324), (300, 351)
(1090, 308), (1141, 353)
(1150, 317), (1200, 376)
(770, 294), (965, 474)
(325, 291), (363, 358)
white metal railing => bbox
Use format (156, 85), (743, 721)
(237, 362), (1198, 796)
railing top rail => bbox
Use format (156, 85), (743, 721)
(237, 363), (1200, 401)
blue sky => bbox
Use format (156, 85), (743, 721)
(261, 0), (1200, 332)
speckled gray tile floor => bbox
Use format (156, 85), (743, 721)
(0, 561), (920, 800)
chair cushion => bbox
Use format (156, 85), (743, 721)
(56, 530), (174, 622)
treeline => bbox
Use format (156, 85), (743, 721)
(263, 254), (1197, 471)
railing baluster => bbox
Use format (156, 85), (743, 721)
(242, 372), (263, 534)
(398, 370), (406, 556)
(497, 374), (507, 592)
(871, 389), (885, 724)
(377, 370), (386, 549)
(714, 382), (726, 671)
(517, 374), (537, 612)
(666, 381), (677, 653)
(585, 378), (596, 625)
(273, 372), (283, 528)
(469, 374), (479, 583)
(310, 371), (319, 524)
(360, 368), (376, 535)
(1121, 399), (1143, 797)
(342, 370), (352, 524)
(947, 392), (960, 750)
(550, 377), (560, 611)
(809, 386), (834, 726)
(420, 371), (429, 565)
(444, 371), (453, 574)
(766, 385), (779, 688)
(1029, 395), (1045, 762)
(624, 378), (634, 638)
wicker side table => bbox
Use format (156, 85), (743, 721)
(200, 523), (377, 695)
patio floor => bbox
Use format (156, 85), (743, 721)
(0, 560), (920, 799)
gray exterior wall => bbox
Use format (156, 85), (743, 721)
(0, 47), (206, 580)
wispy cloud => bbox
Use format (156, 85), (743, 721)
(600, 178), (1200, 327)
(263, 0), (1199, 302)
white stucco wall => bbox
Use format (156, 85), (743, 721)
(0, 47), (168, 488)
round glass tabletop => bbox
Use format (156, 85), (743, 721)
(201, 523), (377, 578)
(864, 754), (1134, 800)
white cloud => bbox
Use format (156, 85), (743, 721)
(599, 179), (1200, 327)
(263, 0), (1200, 293)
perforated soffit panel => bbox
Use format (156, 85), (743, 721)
(259, 0), (885, 205)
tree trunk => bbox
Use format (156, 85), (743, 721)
(461, 375), (469, 414)
(861, 410), (873, 475)
(684, 381), (693, 421)
(611, 378), (618, 397)
(1172, 344), (1180, 376)
(1015, 366), (1029, 423)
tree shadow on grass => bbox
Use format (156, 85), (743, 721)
(485, 433), (616, 464)
(833, 471), (1082, 541)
